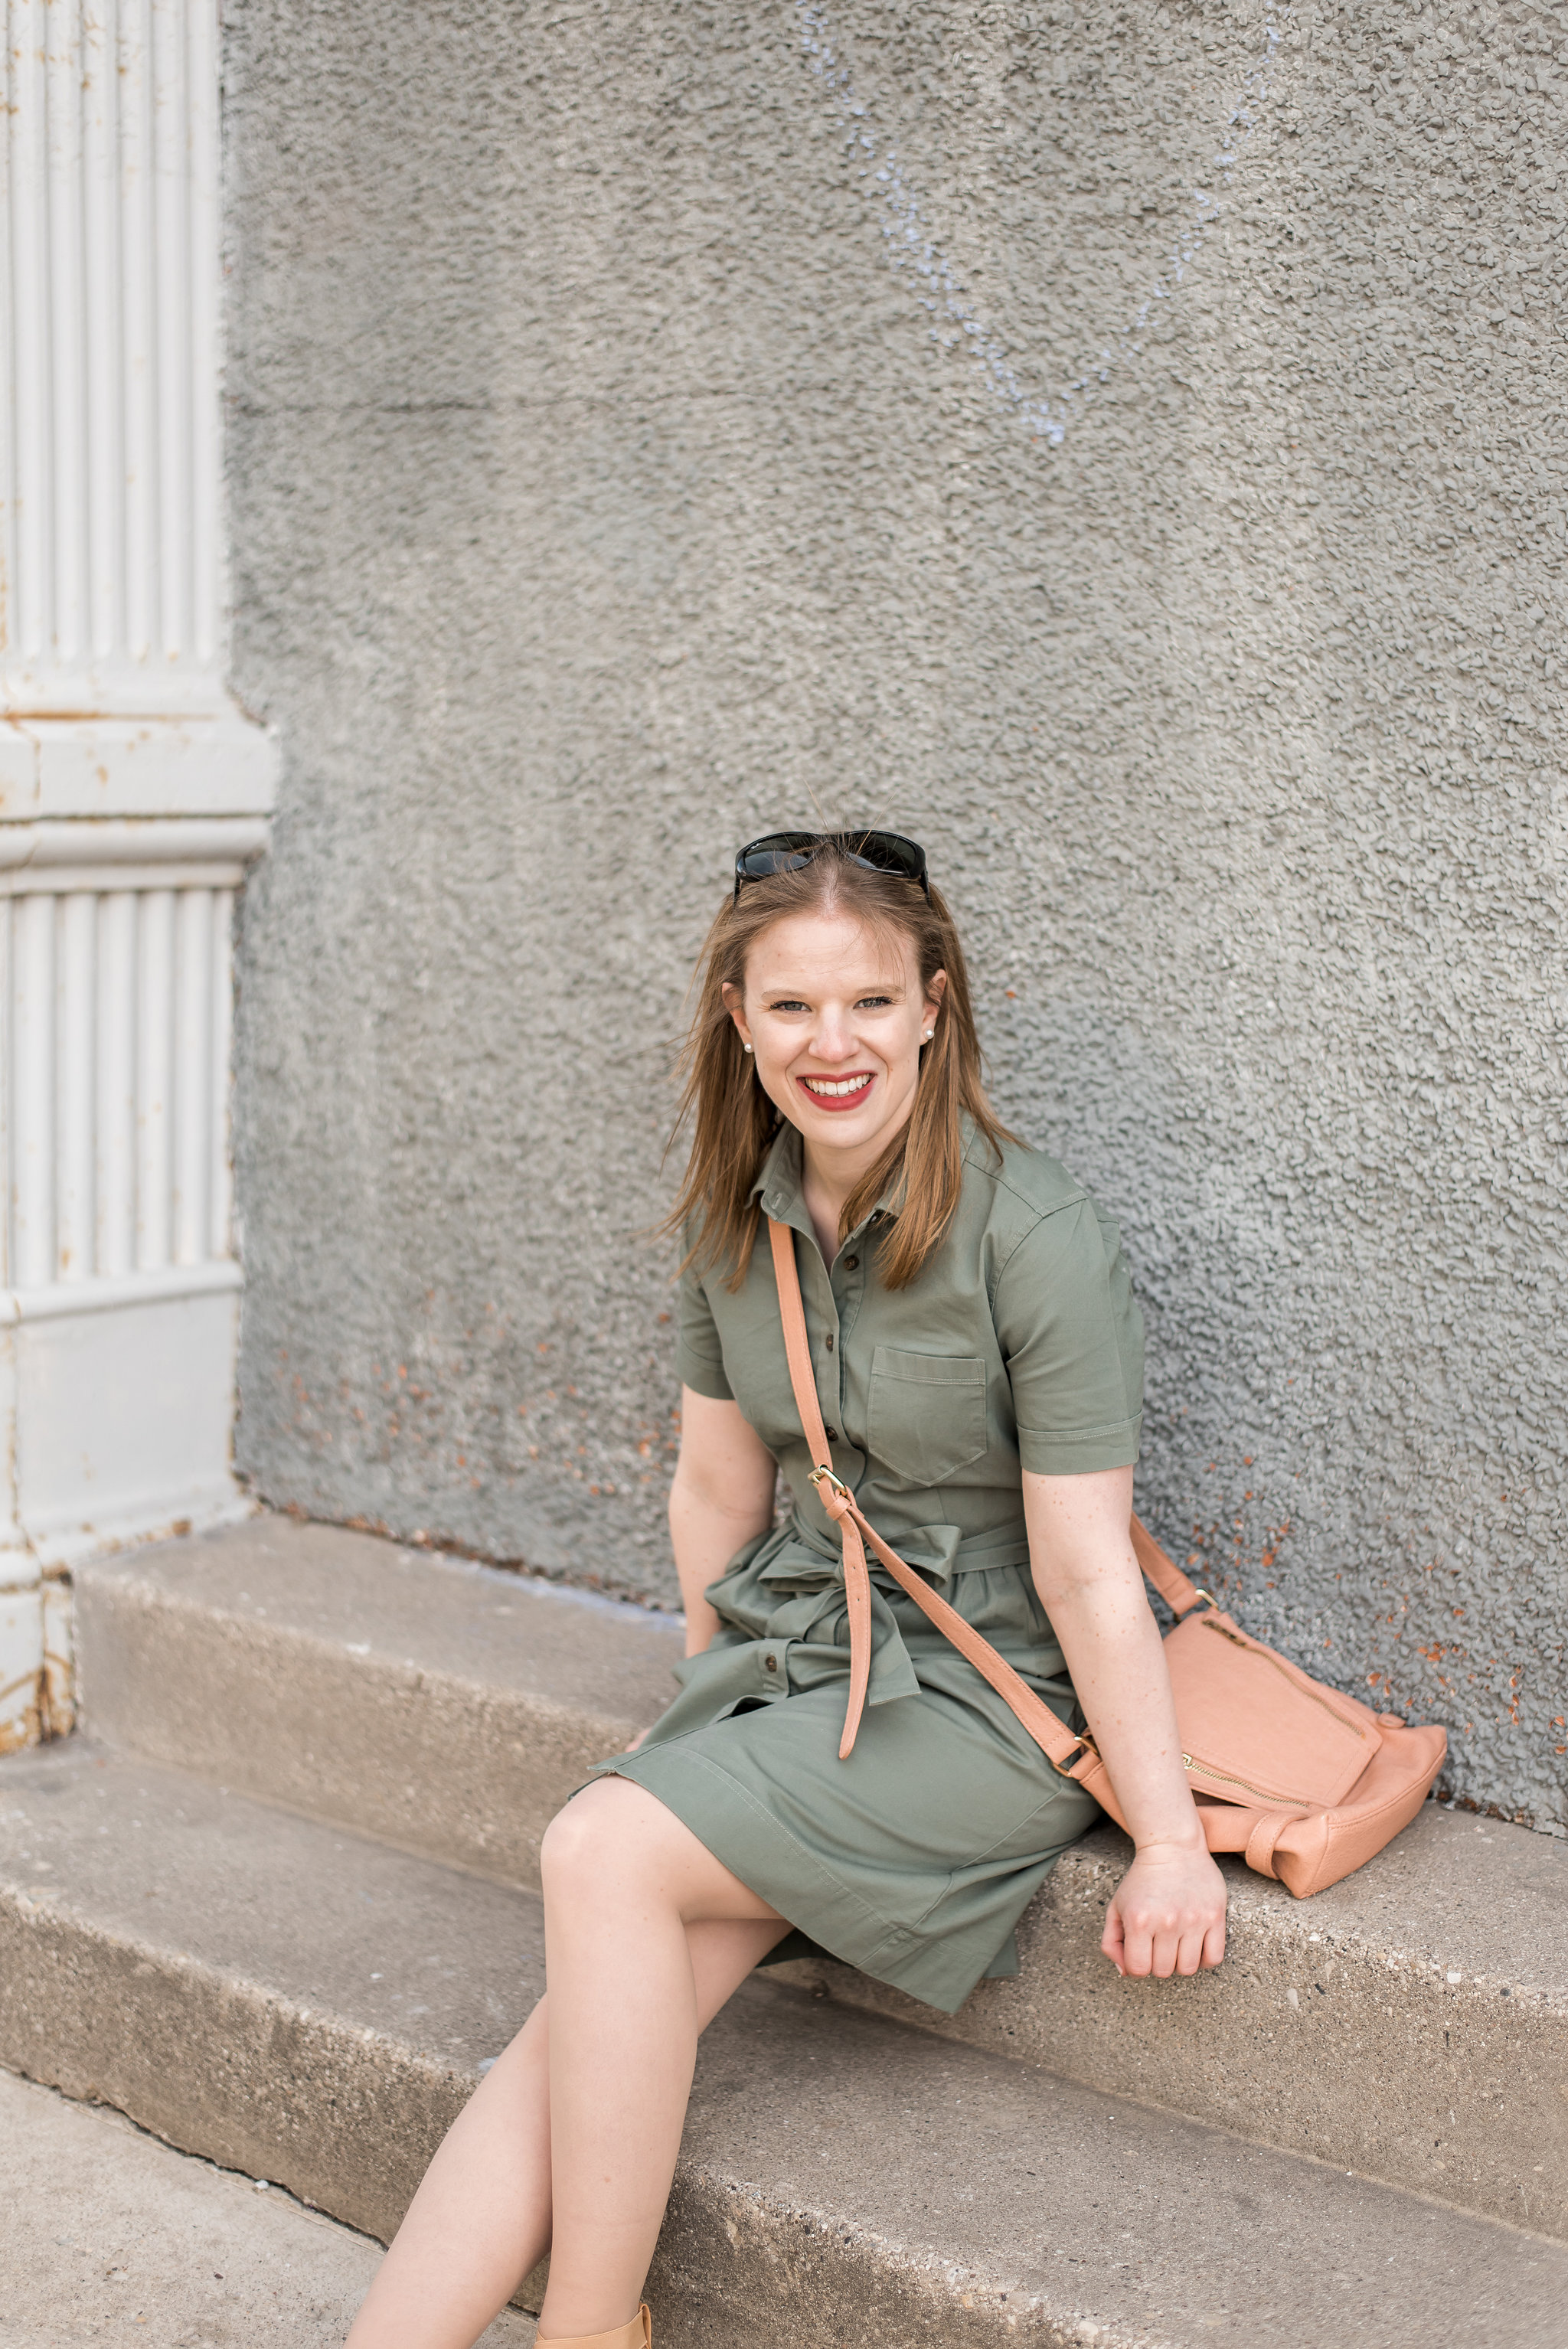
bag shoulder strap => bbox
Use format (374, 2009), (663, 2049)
(768, 1216), (1103, 1782)
(767, 1218), (874, 1759)
(766, 1210), (1200, 1613)
(768, 1214), (835, 1470)
(1130, 1516), (1207, 1620)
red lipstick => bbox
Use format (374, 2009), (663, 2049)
(795, 1070), (876, 1113)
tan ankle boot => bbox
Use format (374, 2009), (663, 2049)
(537, 2307), (650, 2349)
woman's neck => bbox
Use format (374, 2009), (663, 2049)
(799, 1129), (893, 1265)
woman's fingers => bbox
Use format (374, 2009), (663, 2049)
(1151, 1929), (1183, 1978)
(1111, 1927), (1226, 1978)
(1105, 1894), (1155, 1976)
(1118, 1918), (1207, 1977)
(1101, 1845), (1228, 1977)
(1118, 1926), (1148, 1975)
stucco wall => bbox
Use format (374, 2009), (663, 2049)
(224, 0), (1567, 1828)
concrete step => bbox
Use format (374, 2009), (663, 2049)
(0, 2065), (535, 2347)
(2, 1743), (1563, 2349)
(812, 1803), (1568, 2246)
(75, 1514), (1568, 2239)
(75, 1513), (684, 1887)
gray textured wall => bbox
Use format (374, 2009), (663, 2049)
(224, 0), (1567, 1828)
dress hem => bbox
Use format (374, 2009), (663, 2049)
(591, 1740), (1065, 2017)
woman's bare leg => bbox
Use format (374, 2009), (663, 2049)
(537, 1780), (783, 2338)
(344, 1780), (784, 2348)
(343, 1991), (554, 2349)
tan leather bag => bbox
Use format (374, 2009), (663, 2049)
(769, 1217), (1446, 1898)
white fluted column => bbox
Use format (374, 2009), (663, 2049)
(4, 0), (223, 713)
(1, 1), (276, 1750)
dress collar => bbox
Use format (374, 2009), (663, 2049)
(750, 1121), (906, 1245)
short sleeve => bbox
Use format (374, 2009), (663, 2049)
(675, 1259), (734, 1401)
(995, 1198), (1144, 1474)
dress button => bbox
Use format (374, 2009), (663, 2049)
(844, 1254), (858, 1271)
(764, 1653), (778, 1672)
(824, 1333), (835, 1351)
(825, 1426), (839, 1442)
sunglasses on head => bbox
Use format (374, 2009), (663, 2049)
(732, 829), (929, 903)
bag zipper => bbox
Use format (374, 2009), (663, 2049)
(1199, 1615), (1370, 1740)
(1181, 1752), (1316, 1806)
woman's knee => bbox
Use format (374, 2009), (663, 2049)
(540, 1777), (671, 1903)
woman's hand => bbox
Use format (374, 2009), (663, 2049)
(1023, 1465), (1230, 1981)
(1102, 1838), (1227, 1978)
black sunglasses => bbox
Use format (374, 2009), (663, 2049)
(733, 829), (929, 904)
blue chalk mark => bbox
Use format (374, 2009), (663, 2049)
(795, 3), (1287, 447)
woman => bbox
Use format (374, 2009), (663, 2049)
(345, 829), (1227, 2349)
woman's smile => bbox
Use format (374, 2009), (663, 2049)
(795, 1069), (877, 1111)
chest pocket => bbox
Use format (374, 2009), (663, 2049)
(867, 1346), (990, 1485)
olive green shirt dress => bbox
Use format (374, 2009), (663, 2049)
(595, 1119), (1145, 2014)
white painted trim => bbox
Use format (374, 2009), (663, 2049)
(1, 0), (229, 716)
(2, 1259), (243, 1325)
(0, 5), (270, 1734)
(0, 815), (270, 870)
(23, 1486), (253, 1571)
(0, 861), (256, 895)
(8, 1279), (247, 1570)
(3, 877), (242, 1293)
(0, 713), (279, 823)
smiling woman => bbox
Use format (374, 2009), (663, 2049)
(725, 890), (950, 1246)
(667, 829), (1011, 1289)
(343, 833), (1226, 2349)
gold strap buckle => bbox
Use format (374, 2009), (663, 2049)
(808, 1462), (851, 1500)
(1057, 1727), (1100, 1773)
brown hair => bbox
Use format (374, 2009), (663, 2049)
(665, 845), (1013, 1290)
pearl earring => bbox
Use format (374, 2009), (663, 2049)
(921, 1030), (933, 1044)
(743, 1043), (753, 1054)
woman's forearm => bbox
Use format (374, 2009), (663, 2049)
(1036, 1572), (1203, 1850)
(668, 1477), (771, 1656)
(1022, 1465), (1202, 1851)
(1024, 1468), (1225, 1977)
(668, 1389), (779, 1658)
